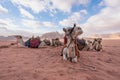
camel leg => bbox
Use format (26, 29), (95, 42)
(61, 45), (67, 56)
(72, 56), (77, 63)
(72, 47), (78, 62)
(63, 47), (68, 60)
(61, 48), (64, 56)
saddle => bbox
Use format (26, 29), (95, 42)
(30, 38), (40, 48)
(77, 38), (86, 50)
(25, 39), (30, 47)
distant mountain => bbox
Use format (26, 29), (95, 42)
(0, 32), (64, 40)
(41, 32), (63, 39)
(0, 35), (29, 41)
(91, 32), (120, 39)
(1, 32), (119, 41)
(0, 36), (15, 41)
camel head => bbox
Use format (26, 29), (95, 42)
(14, 35), (22, 39)
(93, 38), (102, 44)
(63, 25), (83, 39)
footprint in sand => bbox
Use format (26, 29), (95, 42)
(106, 70), (120, 78)
(32, 73), (39, 79)
(105, 58), (112, 63)
(42, 77), (49, 80)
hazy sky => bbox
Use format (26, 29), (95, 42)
(0, 0), (120, 37)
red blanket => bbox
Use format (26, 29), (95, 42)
(64, 35), (67, 45)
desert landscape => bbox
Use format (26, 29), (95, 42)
(0, 0), (120, 80)
(0, 39), (120, 80)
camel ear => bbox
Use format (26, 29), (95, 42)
(63, 28), (66, 32)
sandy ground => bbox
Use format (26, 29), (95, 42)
(0, 39), (120, 80)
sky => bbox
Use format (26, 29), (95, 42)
(0, 0), (120, 37)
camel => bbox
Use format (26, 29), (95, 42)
(0, 35), (25, 48)
(51, 38), (63, 47)
(14, 35), (41, 48)
(14, 35), (25, 47)
(92, 38), (103, 51)
(77, 38), (103, 51)
(62, 24), (83, 62)
(43, 39), (51, 46)
(38, 41), (47, 47)
(77, 38), (92, 51)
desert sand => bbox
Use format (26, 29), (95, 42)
(0, 39), (120, 80)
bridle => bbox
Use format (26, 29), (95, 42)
(67, 25), (76, 48)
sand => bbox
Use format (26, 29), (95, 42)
(0, 39), (120, 80)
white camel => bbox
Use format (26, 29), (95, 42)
(14, 35), (25, 47)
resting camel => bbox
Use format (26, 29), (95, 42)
(51, 38), (63, 47)
(43, 39), (51, 46)
(62, 24), (83, 62)
(92, 38), (103, 51)
(14, 35), (41, 48)
(77, 38), (92, 51)
(38, 41), (46, 47)
(14, 35), (25, 47)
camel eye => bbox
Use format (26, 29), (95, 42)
(63, 28), (66, 32)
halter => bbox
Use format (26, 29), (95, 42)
(67, 24), (76, 48)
